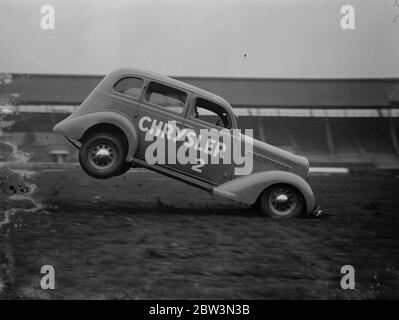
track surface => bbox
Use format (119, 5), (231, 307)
(1, 168), (399, 299)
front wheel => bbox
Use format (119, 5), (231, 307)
(258, 184), (304, 218)
(79, 132), (128, 179)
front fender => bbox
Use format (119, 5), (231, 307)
(53, 111), (138, 161)
(213, 171), (315, 214)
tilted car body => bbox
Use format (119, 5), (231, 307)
(54, 68), (321, 218)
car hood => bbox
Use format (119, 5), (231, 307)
(242, 134), (309, 178)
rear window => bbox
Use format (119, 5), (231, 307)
(144, 81), (187, 114)
(114, 77), (144, 99)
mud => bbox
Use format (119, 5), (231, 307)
(0, 168), (399, 299)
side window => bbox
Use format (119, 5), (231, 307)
(114, 77), (144, 99)
(190, 98), (232, 129)
(144, 82), (187, 114)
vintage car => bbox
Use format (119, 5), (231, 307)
(53, 68), (321, 218)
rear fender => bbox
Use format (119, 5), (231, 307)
(213, 171), (315, 214)
(53, 111), (138, 161)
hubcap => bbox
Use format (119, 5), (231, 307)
(268, 187), (297, 216)
(89, 143), (115, 169)
(276, 194), (289, 203)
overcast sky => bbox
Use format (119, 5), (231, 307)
(0, 0), (398, 78)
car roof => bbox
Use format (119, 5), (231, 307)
(105, 68), (235, 114)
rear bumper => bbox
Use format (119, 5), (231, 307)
(65, 137), (80, 150)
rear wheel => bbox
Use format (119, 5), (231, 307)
(258, 184), (304, 218)
(79, 132), (127, 179)
(115, 161), (132, 176)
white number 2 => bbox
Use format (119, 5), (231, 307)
(192, 158), (205, 173)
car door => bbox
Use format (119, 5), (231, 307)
(181, 96), (235, 185)
(135, 80), (191, 174)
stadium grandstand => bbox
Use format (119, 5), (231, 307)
(1, 74), (399, 168)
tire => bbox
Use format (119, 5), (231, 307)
(115, 161), (131, 176)
(258, 184), (304, 218)
(79, 132), (128, 179)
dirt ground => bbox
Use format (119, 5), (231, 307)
(1, 168), (399, 299)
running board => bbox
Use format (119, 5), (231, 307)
(132, 158), (215, 193)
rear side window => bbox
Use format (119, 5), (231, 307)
(114, 77), (144, 99)
(144, 81), (187, 114)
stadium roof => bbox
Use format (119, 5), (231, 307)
(1, 73), (399, 108)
